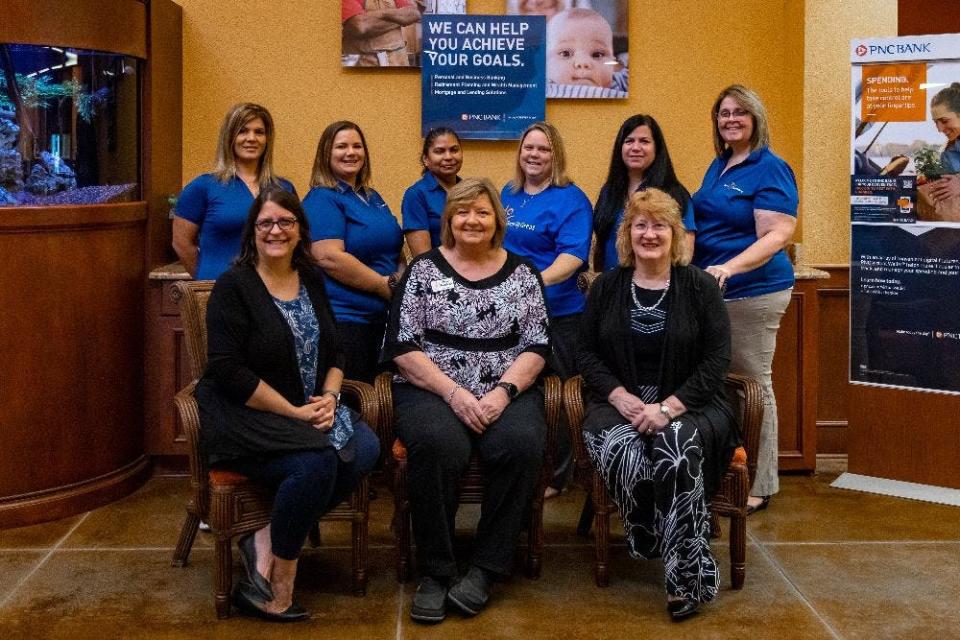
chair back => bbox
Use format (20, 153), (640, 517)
(171, 280), (216, 511)
(172, 280), (216, 381)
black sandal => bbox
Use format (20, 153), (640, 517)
(746, 495), (771, 515)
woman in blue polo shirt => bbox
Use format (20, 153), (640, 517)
(173, 103), (297, 280)
(402, 127), (463, 257)
(501, 120), (592, 497)
(692, 84), (799, 515)
(593, 114), (696, 271)
(303, 121), (403, 383)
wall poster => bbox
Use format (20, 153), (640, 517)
(505, 0), (627, 99)
(850, 35), (960, 394)
(421, 14), (546, 139)
(342, 0), (466, 68)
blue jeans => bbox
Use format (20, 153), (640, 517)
(219, 421), (380, 560)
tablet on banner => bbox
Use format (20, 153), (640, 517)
(342, 0), (466, 68)
(850, 34), (960, 394)
(421, 15), (546, 140)
(505, 0), (627, 99)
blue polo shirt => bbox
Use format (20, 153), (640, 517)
(691, 146), (798, 300)
(500, 182), (592, 317)
(175, 173), (297, 280)
(401, 172), (459, 248)
(303, 181), (403, 323)
(598, 188), (697, 271)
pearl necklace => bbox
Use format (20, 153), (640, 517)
(631, 277), (670, 312)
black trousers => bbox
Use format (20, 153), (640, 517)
(393, 383), (546, 577)
(336, 321), (386, 384)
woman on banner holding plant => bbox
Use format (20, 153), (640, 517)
(691, 84), (798, 515)
(918, 83), (960, 221)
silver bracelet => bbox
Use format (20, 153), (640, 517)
(445, 384), (461, 405)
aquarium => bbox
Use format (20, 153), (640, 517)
(0, 43), (139, 207)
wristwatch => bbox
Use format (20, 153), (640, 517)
(496, 381), (519, 401)
(658, 403), (672, 421)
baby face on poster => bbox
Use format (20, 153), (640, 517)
(545, 9), (616, 88)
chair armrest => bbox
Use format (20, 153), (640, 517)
(173, 380), (207, 513)
(374, 372), (395, 449)
(542, 375), (563, 469)
(562, 376), (591, 468)
(341, 378), (379, 429)
(723, 373), (764, 489)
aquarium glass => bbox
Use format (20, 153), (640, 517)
(0, 43), (140, 207)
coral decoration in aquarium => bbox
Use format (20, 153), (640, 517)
(0, 44), (139, 207)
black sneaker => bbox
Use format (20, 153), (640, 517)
(410, 576), (448, 624)
(446, 565), (494, 616)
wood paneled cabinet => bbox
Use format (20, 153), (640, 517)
(771, 274), (826, 472)
(144, 270), (193, 457)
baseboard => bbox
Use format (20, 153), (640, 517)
(816, 453), (848, 474)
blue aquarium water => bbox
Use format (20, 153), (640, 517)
(0, 43), (139, 207)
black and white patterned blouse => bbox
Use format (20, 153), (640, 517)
(384, 249), (550, 396)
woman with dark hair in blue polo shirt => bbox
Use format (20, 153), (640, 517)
(501, 121), (592, 497)
(402, 127), (463, 258)
(303, 120), (403, 383)
(692, 84), (799, 515)
(593, 114), (696, 271)
(172, 103), (297, 280)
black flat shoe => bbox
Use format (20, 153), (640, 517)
(746, 495), (771, 515)
(667, 599), (699, 622)
(233, 581), (309, 622)
(238, 533), (273, 600)
(447, 565), (494, 616)
(410, 576), (448, 624)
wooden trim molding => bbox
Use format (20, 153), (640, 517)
(0, 456), (150, 529)
(0, 202), (148, 232)
(0, 0), (146, 58)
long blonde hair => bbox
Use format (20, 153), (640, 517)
(212, 103), (278, 188)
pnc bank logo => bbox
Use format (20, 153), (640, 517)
(856, 41), (933, 56)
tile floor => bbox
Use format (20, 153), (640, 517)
(1, 473), (958, 640)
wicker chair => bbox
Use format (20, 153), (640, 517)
(374, 371), (563, 582)
(563, 373), (763, 589)
(168, 280), (378, 618)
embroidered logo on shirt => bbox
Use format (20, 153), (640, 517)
(723, 182), (744, 194)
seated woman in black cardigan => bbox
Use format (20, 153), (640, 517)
(578, 188), (738, 622)
(195, 188), (380, 622)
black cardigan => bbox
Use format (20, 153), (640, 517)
(577, 264), (738, 498)
(197, 263), (347, 464)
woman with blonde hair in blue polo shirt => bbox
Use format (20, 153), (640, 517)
(501, 121), (593, 498)
(691, 84), (799, 515)
(303, 121), (404, 383)
(402, 127), (464, 257)
(173, 103), (297, 280)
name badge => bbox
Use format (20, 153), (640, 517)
(430, 277), (455, 292)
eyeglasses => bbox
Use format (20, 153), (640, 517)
(717, 108), (750, 120)
(255, 217), (298, 232)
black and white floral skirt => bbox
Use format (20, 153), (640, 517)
(583, 418), (720, 602)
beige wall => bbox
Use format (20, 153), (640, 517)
(802, 1), (897, 265)
(177, 0), (894, 265)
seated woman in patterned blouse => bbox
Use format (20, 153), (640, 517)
(383, 178), (551, 624)
(578, 188), (739, 622)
